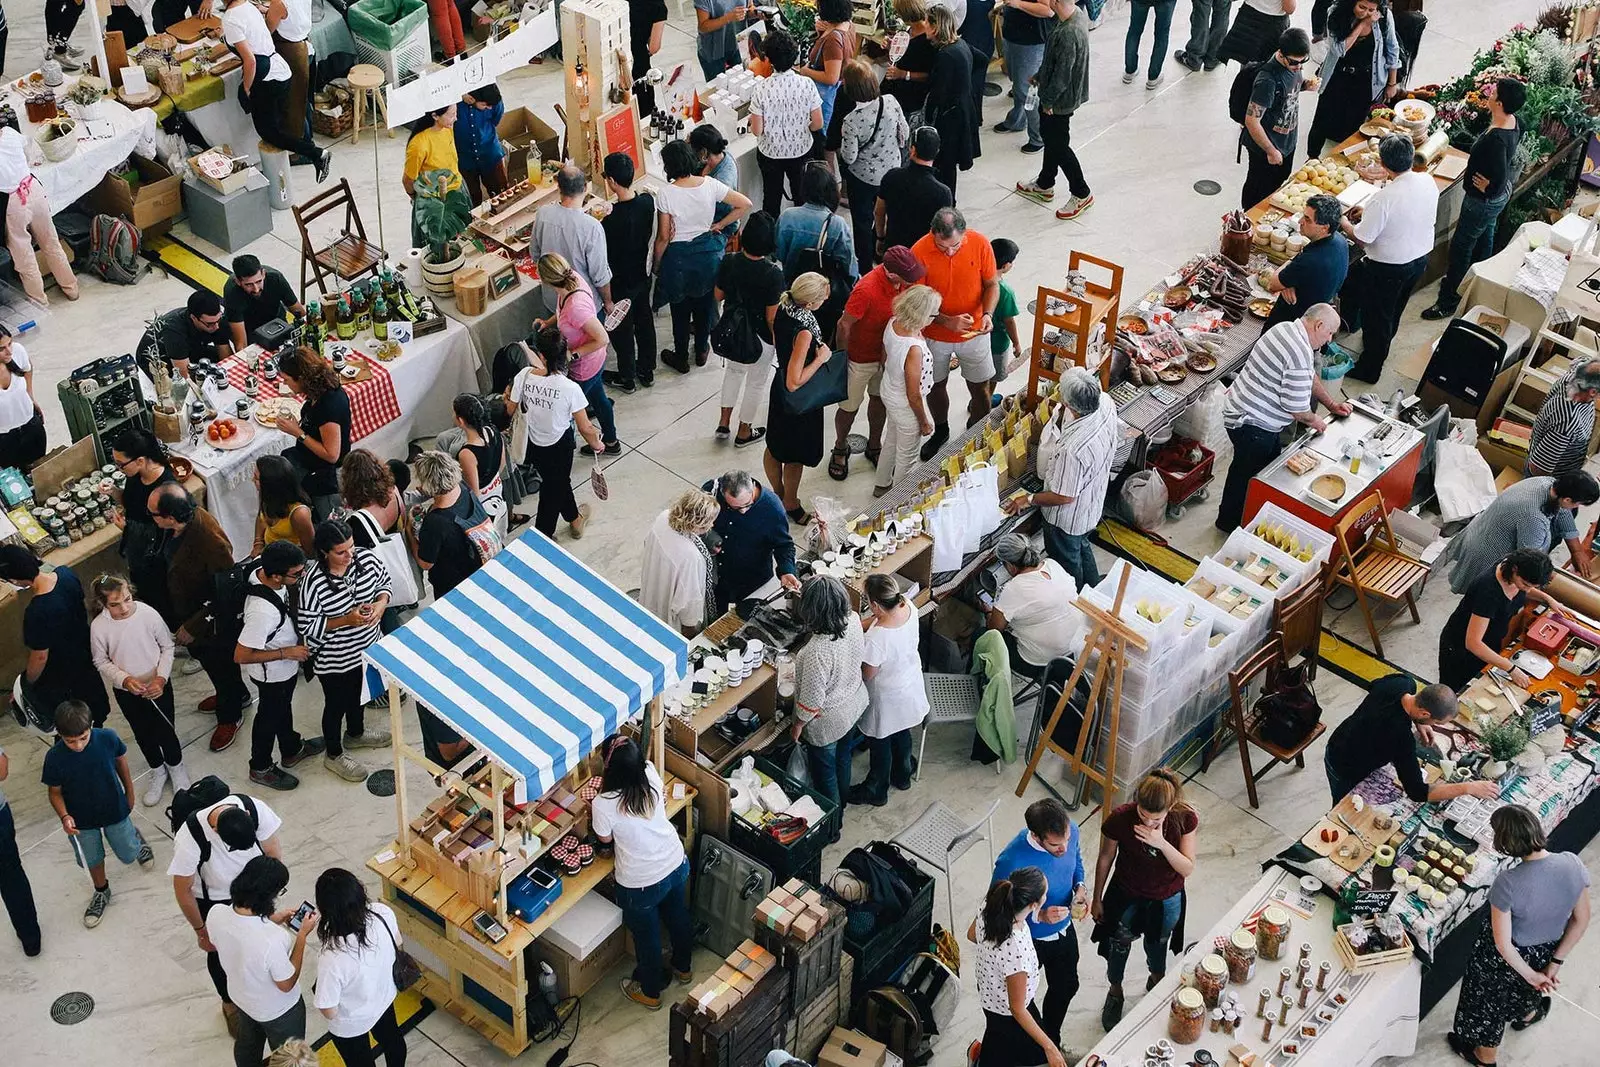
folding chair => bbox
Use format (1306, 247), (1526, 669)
(891, 797), (1002, 934)
(1330, 493), (1430, 658)
(1223, 639), (1327, 809)
(917, 673), (992, 780)
(293, 178), (386, 300)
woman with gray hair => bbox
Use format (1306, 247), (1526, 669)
(875, 285), (941, 496)
(984, 533), (1084, 676)
(639, 490), (721, 635)
(790, 574), (869, 816)
(412, 450), (492, 602)
(1527, 360), (1600, 478)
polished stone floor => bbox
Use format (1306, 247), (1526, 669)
(4, 1), (1600, 1065)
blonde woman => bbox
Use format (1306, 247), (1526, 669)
(875, 285), (940, 496)
(639, 489), (721, 635)
(765, 272), (833, 525)
(537, 252), (618, 455)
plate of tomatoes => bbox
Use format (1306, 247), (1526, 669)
(206, 416), (255, 449)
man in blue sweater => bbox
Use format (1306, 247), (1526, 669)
(704, 470), (801, 611)
(991, 798), (1087, 1048)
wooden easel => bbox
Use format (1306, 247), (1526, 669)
(1014, 568), (1149, 821)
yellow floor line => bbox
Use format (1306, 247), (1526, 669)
(144, 234), (230, 296)
(313, 988), (431, 1065)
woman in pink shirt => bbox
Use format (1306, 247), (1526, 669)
(538, 253), (619, 456)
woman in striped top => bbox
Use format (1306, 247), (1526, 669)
(1527, 362), (1600, 478)
(298, 519), (392, 783)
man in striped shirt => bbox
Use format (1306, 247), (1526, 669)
(1216, 304), (1350, 531)
(1005, 368), (1121, 590)
(1527, 361), (1600, 477)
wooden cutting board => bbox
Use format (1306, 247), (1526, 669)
(1299, 794), (1396, 873)
(166, 16), (222, 43)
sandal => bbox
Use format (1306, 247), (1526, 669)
(864, 446), (881, 467)
(828, 445), (850, 481)
(1447, 1032), (1495, 1066)
(787, 506), (811, 526)
(1511, 996), (1551, 1031)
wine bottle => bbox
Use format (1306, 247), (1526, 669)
(335, 297), (356, 341)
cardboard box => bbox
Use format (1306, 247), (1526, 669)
(782, 877), (809, 896)
(819, 1028), (887, 1067)
(534, 920), (626, 998)
(753, 898), (793, 935)
(498, 107), (561, 182)
(83, 154), (181, 236)
(790, 908), (821, 942)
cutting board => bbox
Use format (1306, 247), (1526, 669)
(1456, 674), (1527, 736)
(1299, 794), (1396, 873)
(166, 16), (222, 43)
(1433, 154), (1468, 182)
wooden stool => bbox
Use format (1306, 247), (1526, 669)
(348, 64), (393, 145)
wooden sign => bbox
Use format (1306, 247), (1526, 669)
(598, 101), (643, 178)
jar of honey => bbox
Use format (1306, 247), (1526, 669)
(1169, 988), (1206, 1044)
(1257, 905), (1292, 961)
(1224, 928), (1258, 983)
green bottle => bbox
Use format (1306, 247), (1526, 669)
(336, 297), (356, 341)
(353, 282), (372, 334)
(373, 296), (389, 341)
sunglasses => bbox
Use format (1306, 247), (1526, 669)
(1284, 55), (1308, 67)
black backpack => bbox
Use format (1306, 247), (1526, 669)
(207, 557), (291, 648)
(1228, 60), (1267, 126)
(711, 300), (765, 366)
(167, 778), (260, 900)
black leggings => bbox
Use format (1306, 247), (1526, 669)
(330, 1003), (407, 1067)
(246, 68), (321, 160)
(319, 667), (365, 759)
(527, 428), (578, 537)
(112, 688), (182, 768)
(44, 0), (86, 41)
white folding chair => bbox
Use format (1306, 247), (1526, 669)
(891, 797), (1002, 934)
(917, 673), (997, 781)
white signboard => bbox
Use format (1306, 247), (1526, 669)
(386, 6), (561, 127)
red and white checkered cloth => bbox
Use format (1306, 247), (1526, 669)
(221, 348), (401, 442)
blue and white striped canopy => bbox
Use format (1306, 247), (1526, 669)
(366, 530), (688, 796)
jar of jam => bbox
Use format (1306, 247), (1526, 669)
(1196, 954), (1228, 1008)
(1225, 928), (1258, 983)
(1169, 988), (1206, 1044)
(1257, 905), (1292, 961)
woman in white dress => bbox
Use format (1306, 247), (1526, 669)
(639, 489), (720, 636)
(874, 285), (941, 496)
(848, 573), (929, 806)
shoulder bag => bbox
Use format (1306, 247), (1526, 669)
(778, 303), (849, 414)
(350, 509), (420, 609)
(710, 266), (767, 365)
(376, 908), (423, 991)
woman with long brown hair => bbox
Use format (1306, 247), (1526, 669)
(251, 454), (316, 558)
(274, 346), (350, 521)
(1091, 767), (1199, 1030)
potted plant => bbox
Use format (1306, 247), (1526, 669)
(415, 168), (474, 296)
(66, 76), (108, 121)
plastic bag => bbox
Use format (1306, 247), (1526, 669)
(1174, 383), (1229, 455)
(962, 462), (1002, 537)
(785, 743), (812, 788)
(1120, 470), (1169, 531)
(1436, 439), (1499, 523)
(806, 494), (854, 554)
(927, 499), (967, 571)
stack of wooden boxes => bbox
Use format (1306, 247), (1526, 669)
(669, 943), (790, 1067)
(754, 879), (851, 1063)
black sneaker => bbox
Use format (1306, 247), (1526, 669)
(846, 785), (888, 807)
(250, 765), (301, 791)
(1021, 142), (1044, 154)
(1101, 990), (1125, 1031)
(638, 374), (655, 388)
(580, 440), (623, 456)
(281, 737), (327, 769)
(603, 370), (637, 393)
(315, 150), (332, 184)
(919, 423), (949, 462)
(1203, 60), (1220, 71)
(1420, 303), (1458, 321)
(734, 427), (767, 449)
(1174, 49), (1202, 71)
(661, 349), (690, 374)
(83, 885), (111, 928)
(992, 121), (1021, 134)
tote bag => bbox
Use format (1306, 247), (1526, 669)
(778, 304), (849, 414)
(926, 499), (967, 571)
(350, 509), (420, 609)
(963, 462), (1002, 537)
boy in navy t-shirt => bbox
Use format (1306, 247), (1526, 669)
(41, 701), (154, 929)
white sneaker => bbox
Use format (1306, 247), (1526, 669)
(1015, 179), (1056, 202)
(344, 726), (392, 750)
(142, 765), (169, 807)
(1146, 75), (1164, 91)
(1122, 71), (1135, 84)
(324, 752), (369, 782)
(168, 761), (192, 791)
(181, 655), (204, 676)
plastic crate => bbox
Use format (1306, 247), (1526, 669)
(1149, 436), (1216, 506)
(729, 758), (841, 886)
(1085, 569), (1189, 660)
(838, 842), (934, 999)
(1217, 528), (1315, 599)
(352, 16), (431, 87)
(1186, 557), (1277, 652)
(1100, 560), (1213, 662)
(348, 0), (429, 48)
(1242, 500), (1336, 571)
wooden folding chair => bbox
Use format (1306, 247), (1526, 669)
(1224, 639), (1326, 809)
(1330, 493), (1430, 659)
(292, 178), (385, 300)
(1273, 560), (1330, 683)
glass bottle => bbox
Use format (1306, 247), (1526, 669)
(352, 283), (371, 334)
(372, 295), (389, 341)
(335, 297), (355, 341)
(303, 301), (322, 350)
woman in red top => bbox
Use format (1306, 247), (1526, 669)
(1091, 768), (1199, 1030)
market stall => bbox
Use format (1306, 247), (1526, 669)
(2, 87), (158, 215)
(1083, 865), (1422, 1067)
(364, 529), (696, 1056)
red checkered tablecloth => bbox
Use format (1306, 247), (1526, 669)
(221, 348), (401, 442)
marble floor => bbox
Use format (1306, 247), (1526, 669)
(3, 1), (1600, 1066)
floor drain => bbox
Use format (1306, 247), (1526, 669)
(846, 433), (868, 455)
(51, 992), (94, 1025)
(1193, 179), (1223, 196)
(367, 769), (396, 797)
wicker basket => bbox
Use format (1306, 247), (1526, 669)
(312, 84), (355, 137)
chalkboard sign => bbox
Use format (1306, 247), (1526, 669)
(1350, 889), (1397, 916)
(1525, 697), (1564, 738)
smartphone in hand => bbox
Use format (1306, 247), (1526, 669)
(287, 900), (315, 932)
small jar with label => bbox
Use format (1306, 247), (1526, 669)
(1257, 905), (1293, 961)
(1196, 954), (1228, 1008)
(1225, 928), (1258, 982)
(1169, 988), (1206, 1044)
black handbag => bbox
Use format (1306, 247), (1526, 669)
(378, 908), (423, 991)
(778, 307), (848, 414)
(1255, 661), (1322, 749)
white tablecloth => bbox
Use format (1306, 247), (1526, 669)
(1084, 867), (1420, 1067)
(28, 100), (157, 215)
(169, 318), (481, 555)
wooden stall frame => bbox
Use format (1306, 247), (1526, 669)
(1027, 251), (1123, 401)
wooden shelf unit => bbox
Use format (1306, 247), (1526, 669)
(1028, 251), (1124, 400)
(841, 533), (935, 610)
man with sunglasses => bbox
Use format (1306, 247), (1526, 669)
(1240, 28), (1318, 210)
(703, 469), (801, 610)
(136, 290), (230, 381)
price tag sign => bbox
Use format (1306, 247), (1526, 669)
(1349, 888), (1397, 916)
(1526, 696), (1564, 738)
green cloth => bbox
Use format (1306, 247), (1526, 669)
(973, 629), (1018, 763)
(992, 280), (1018, 356)
(1036, 12), (1091, 116)
(170, 67), (226, 112)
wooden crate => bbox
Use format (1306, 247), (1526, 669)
(753, 897), (846, 1012)
(1333, 923), (1415, 972)
(670, 967), (793, 1067)
(407, 838), (499, 913)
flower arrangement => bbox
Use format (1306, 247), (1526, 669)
(66, 76), (107, 107)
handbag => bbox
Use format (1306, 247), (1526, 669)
(1254, 660), (1322, 750)
(589, 457), (609, 501)
(350, 510), (420, 609)
(377, 908), (423, 991)
(778, 303), (849, 414)
(710, 265), (767, 365)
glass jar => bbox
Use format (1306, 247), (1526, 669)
(1196, 954), (1227, 1008)
(1257, 905), (1292, 961)
(1168, 988), (1206, 1044)
(1225, 928), (1258, 983)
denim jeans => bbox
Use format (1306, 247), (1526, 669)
(1435, 193), (1509, 311)
(71, 814), (143, 869)
(1126, 0), (1178, 80)
(1217, 423), (1284, 531)
(616, 858), (694, 998)
(805, 730), (857, 814)
(1042, 522), (1100, 591)
(575, 370), (618, 445)
(234, 997), (306, 1067)
(859, 728), (914, 802)
(1184, 0), (1233, 63)
(250, 676), (304, 773)
(0, 803), (40, 952)
(1104, 892), (1182, 984)
(1001, 40), (1045, 145)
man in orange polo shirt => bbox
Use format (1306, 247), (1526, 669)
(827, 246), (927, 481)
(913, 207), (1001, 459)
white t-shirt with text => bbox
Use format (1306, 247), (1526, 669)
(511, 368), (590, 448)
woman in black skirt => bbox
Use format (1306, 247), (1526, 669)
(765, 272), (834, 526)
(1218, 0), (1296, 64)
(968, 866), (1062, 1067)
(1306, 0), (1402, 156)
(1448, 805), (1591, 1065)
(924, 6), (979, 199)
